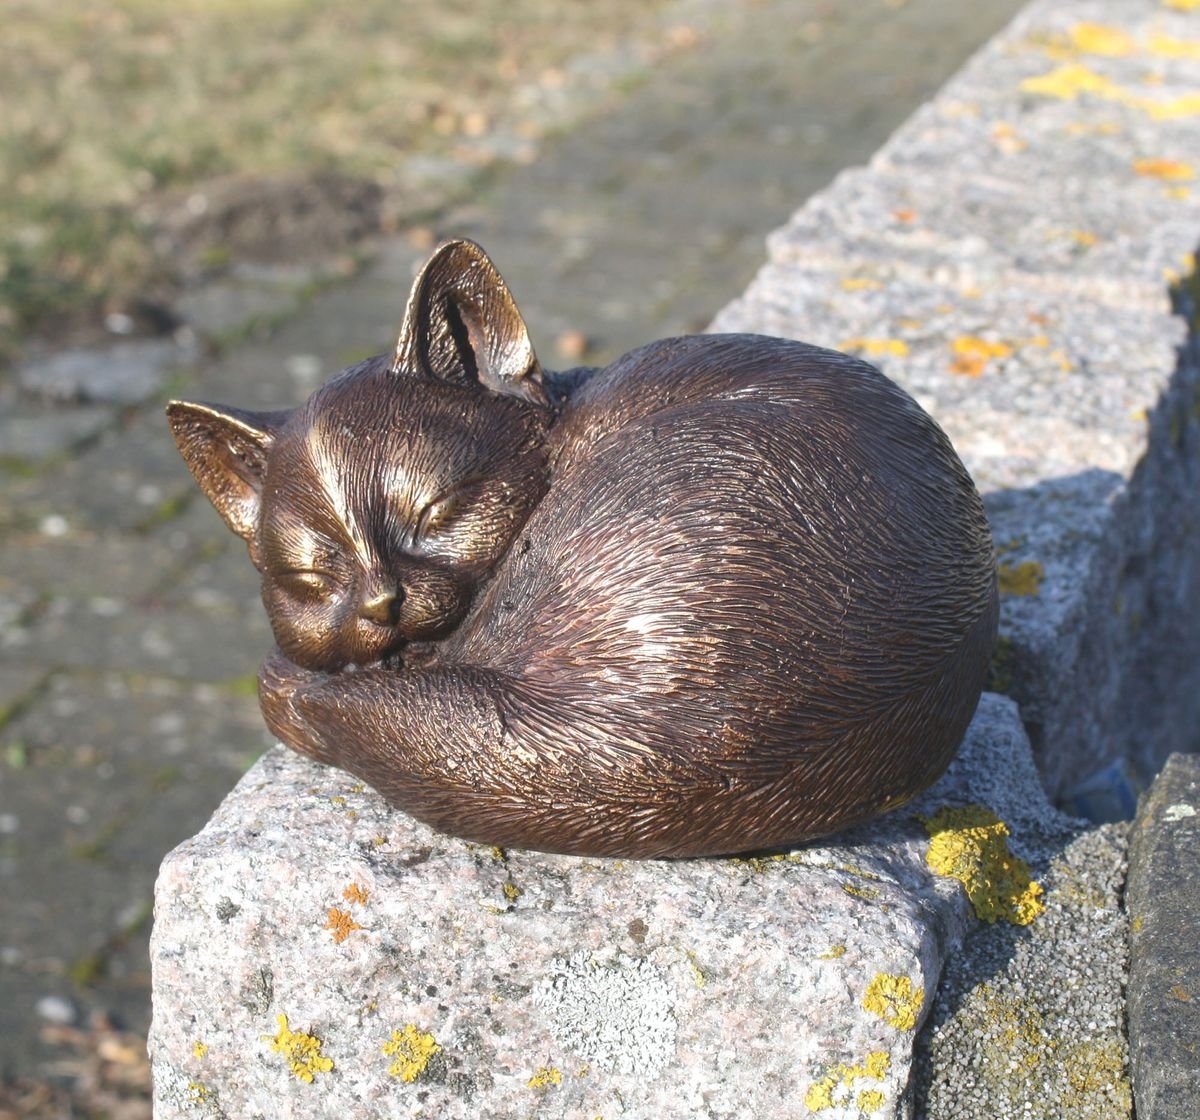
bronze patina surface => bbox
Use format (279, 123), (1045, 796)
(166, 239), (997, 857)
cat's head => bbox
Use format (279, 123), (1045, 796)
(167, 239), (554, 671)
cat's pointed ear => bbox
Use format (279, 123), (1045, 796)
(394, 239), (549, 407)
(165, 400), (288, 556)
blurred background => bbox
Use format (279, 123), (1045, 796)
(0, 0), (1026, 1114)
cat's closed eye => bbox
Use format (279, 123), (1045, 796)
(277, 569), (339, 605)
(415, 485), (472, 540)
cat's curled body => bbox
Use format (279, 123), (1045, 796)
(168, 240), (997, 858)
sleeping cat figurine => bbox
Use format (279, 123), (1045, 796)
(167, 238), (997, 858)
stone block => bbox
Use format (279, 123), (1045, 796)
(1126, 753), (1200, 1120)
(149, 694), (1065, 1119)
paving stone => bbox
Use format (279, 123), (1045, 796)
(18, 339), (191, 407)
(1, 598), (268, 684)
(0, 403), (115, 466)
(150, 694), (1070, 1119)
(173, 280), (308, 342)
(0, 672), (271, 1076)
(1125, 753), (1200, 1120)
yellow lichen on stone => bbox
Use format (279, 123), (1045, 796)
(804, 1051), (890, 1112)
(839, 337), (910, 358)
(192, 1040), (208, 1059)
(997, 560), (1044, 597)
(923, 805), (1045, 925)
(1020, 63), (1124, 100)
(528, 1066), (563, 1089)
(858, 1089), (886, 1112)
(1164, 0), (1200, 11)
(862, 973), (924, 1031)
(840, 277), (884, 291)
(502, 881), (523, 902)
(1061, 1038), (1133, 1106)
(262, 1014), (334, 1083)
(187, 1081), (211, 1103)
(685, 950), (707, 988)
(1069, 23), (1135, 56)
(818, 944), (847, 960)
(1148, 33), (1200, 60)
(382, 1024), (441, 1082)
(862, 1051), (889, 1079)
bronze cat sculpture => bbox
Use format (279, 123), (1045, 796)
(167, 239), (998, 858)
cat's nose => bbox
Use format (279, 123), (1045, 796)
(358, 584), (403, 626)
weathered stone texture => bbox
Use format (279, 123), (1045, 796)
(149, 695), (1067, 1119)
(1125, 753), (1200, 1120)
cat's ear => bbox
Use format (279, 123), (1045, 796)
(165, 400), (288, 556)
(394, 238), (548, 407)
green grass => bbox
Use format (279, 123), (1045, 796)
(0, 0), (674, 354)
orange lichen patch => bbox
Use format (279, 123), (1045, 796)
(949, 335), (1012, 377)
(1020, 63), (1124, 100)
(840, 277), (884, 291)
(949, 354), (986, 378)
(528, 1066), (563, 1089)
(991, 121), (1027, 153)
(342, 882), (370, 905)
(923, 805), (1045, 925)
(1063, 119), (1122, 136)
(1169, 985), (1192, 1001)
(382, 1024), (441, 1082)
(839, 337), (909, 358)
(1070, 230), (1099, 247)
(262, 1014), (334, 1083)
(862, 973), (924, 1031)
(1050, 348), (1073, 372)
(323, 906), (363, 943)
(804, 1051), (890, 1112)
(1134, 158), (1195, 180)
(891, 208), (917, 223)
(997, 560), (1044, 597)
(1069, 23), (1135, 56)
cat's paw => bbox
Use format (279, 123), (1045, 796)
(257, 651), (340, 767)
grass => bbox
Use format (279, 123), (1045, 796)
(0, 0), (676, 356)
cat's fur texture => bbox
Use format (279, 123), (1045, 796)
(167, 239), (997, 857)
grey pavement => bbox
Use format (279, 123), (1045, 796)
(0, 0), (1027, 1081)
